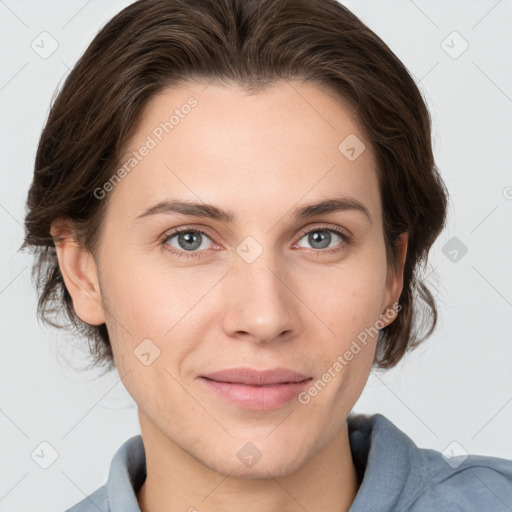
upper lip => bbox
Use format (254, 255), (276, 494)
(200, 367), (311, 385)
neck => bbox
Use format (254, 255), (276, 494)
(136, 412), (360, 512)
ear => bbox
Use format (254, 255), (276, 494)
(50, 218), (106, 326)
(381, 232), (408, 326)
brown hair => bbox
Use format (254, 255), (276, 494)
(20, 0), (448, 374)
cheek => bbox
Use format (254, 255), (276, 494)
(99, 254), (220, 377)
(304, 258), (388, 340)
(300, 274), (384, 417)
(100, 250), (199, 333)
(296, 256), (388, 398)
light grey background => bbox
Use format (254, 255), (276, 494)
(1, 0), (511, 510)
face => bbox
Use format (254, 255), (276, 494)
(58, 80), (406, 478)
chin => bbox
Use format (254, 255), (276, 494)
(205, 451), (306, 480)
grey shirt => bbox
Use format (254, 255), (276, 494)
(65, 413), (512, 511)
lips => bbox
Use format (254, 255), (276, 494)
(200, 367), (311, 386)
(198, 368), (313, 410)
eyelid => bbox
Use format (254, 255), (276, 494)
(295, 223), (352, 243)
(160, 222), (352, 259)
(161, 222), (351, 242)
(159, 224), (219, 250)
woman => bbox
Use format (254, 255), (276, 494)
(21, 0), (512, 510)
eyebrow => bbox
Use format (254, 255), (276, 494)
(132, 195), (372, 225)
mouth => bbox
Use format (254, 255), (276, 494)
(198, 367), (313, 410)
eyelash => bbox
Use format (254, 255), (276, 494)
(160, 224), (351, 260)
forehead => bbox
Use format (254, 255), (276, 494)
(107, 80), (381, 225)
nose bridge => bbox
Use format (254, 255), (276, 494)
(222, 237), (297, 341)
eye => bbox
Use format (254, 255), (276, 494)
(294, 225), (350, 254)
(161, 227), (215, 259)
(160, 224), (351, 260)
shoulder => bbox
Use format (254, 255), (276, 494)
(407, 448), (512, 511)
(65, 484), (109, 512)
(347, 413), (512, 512)
(63, 434), (145, 512)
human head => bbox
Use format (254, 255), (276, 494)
(21, 0), (449, 481)
(21, 0), (447, 378)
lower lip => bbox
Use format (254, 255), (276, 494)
(199, 377), (312, 410)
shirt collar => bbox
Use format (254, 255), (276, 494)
(347, 413), (426, 511)
(107, 433), (146, 512)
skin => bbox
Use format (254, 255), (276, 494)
(51, 80), (407, 512)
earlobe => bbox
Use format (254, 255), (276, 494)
(50, 219), (106, 326)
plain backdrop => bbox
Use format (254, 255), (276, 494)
(1, 0), (511, 510)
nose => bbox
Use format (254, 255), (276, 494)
(221, 249), (300, 344)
